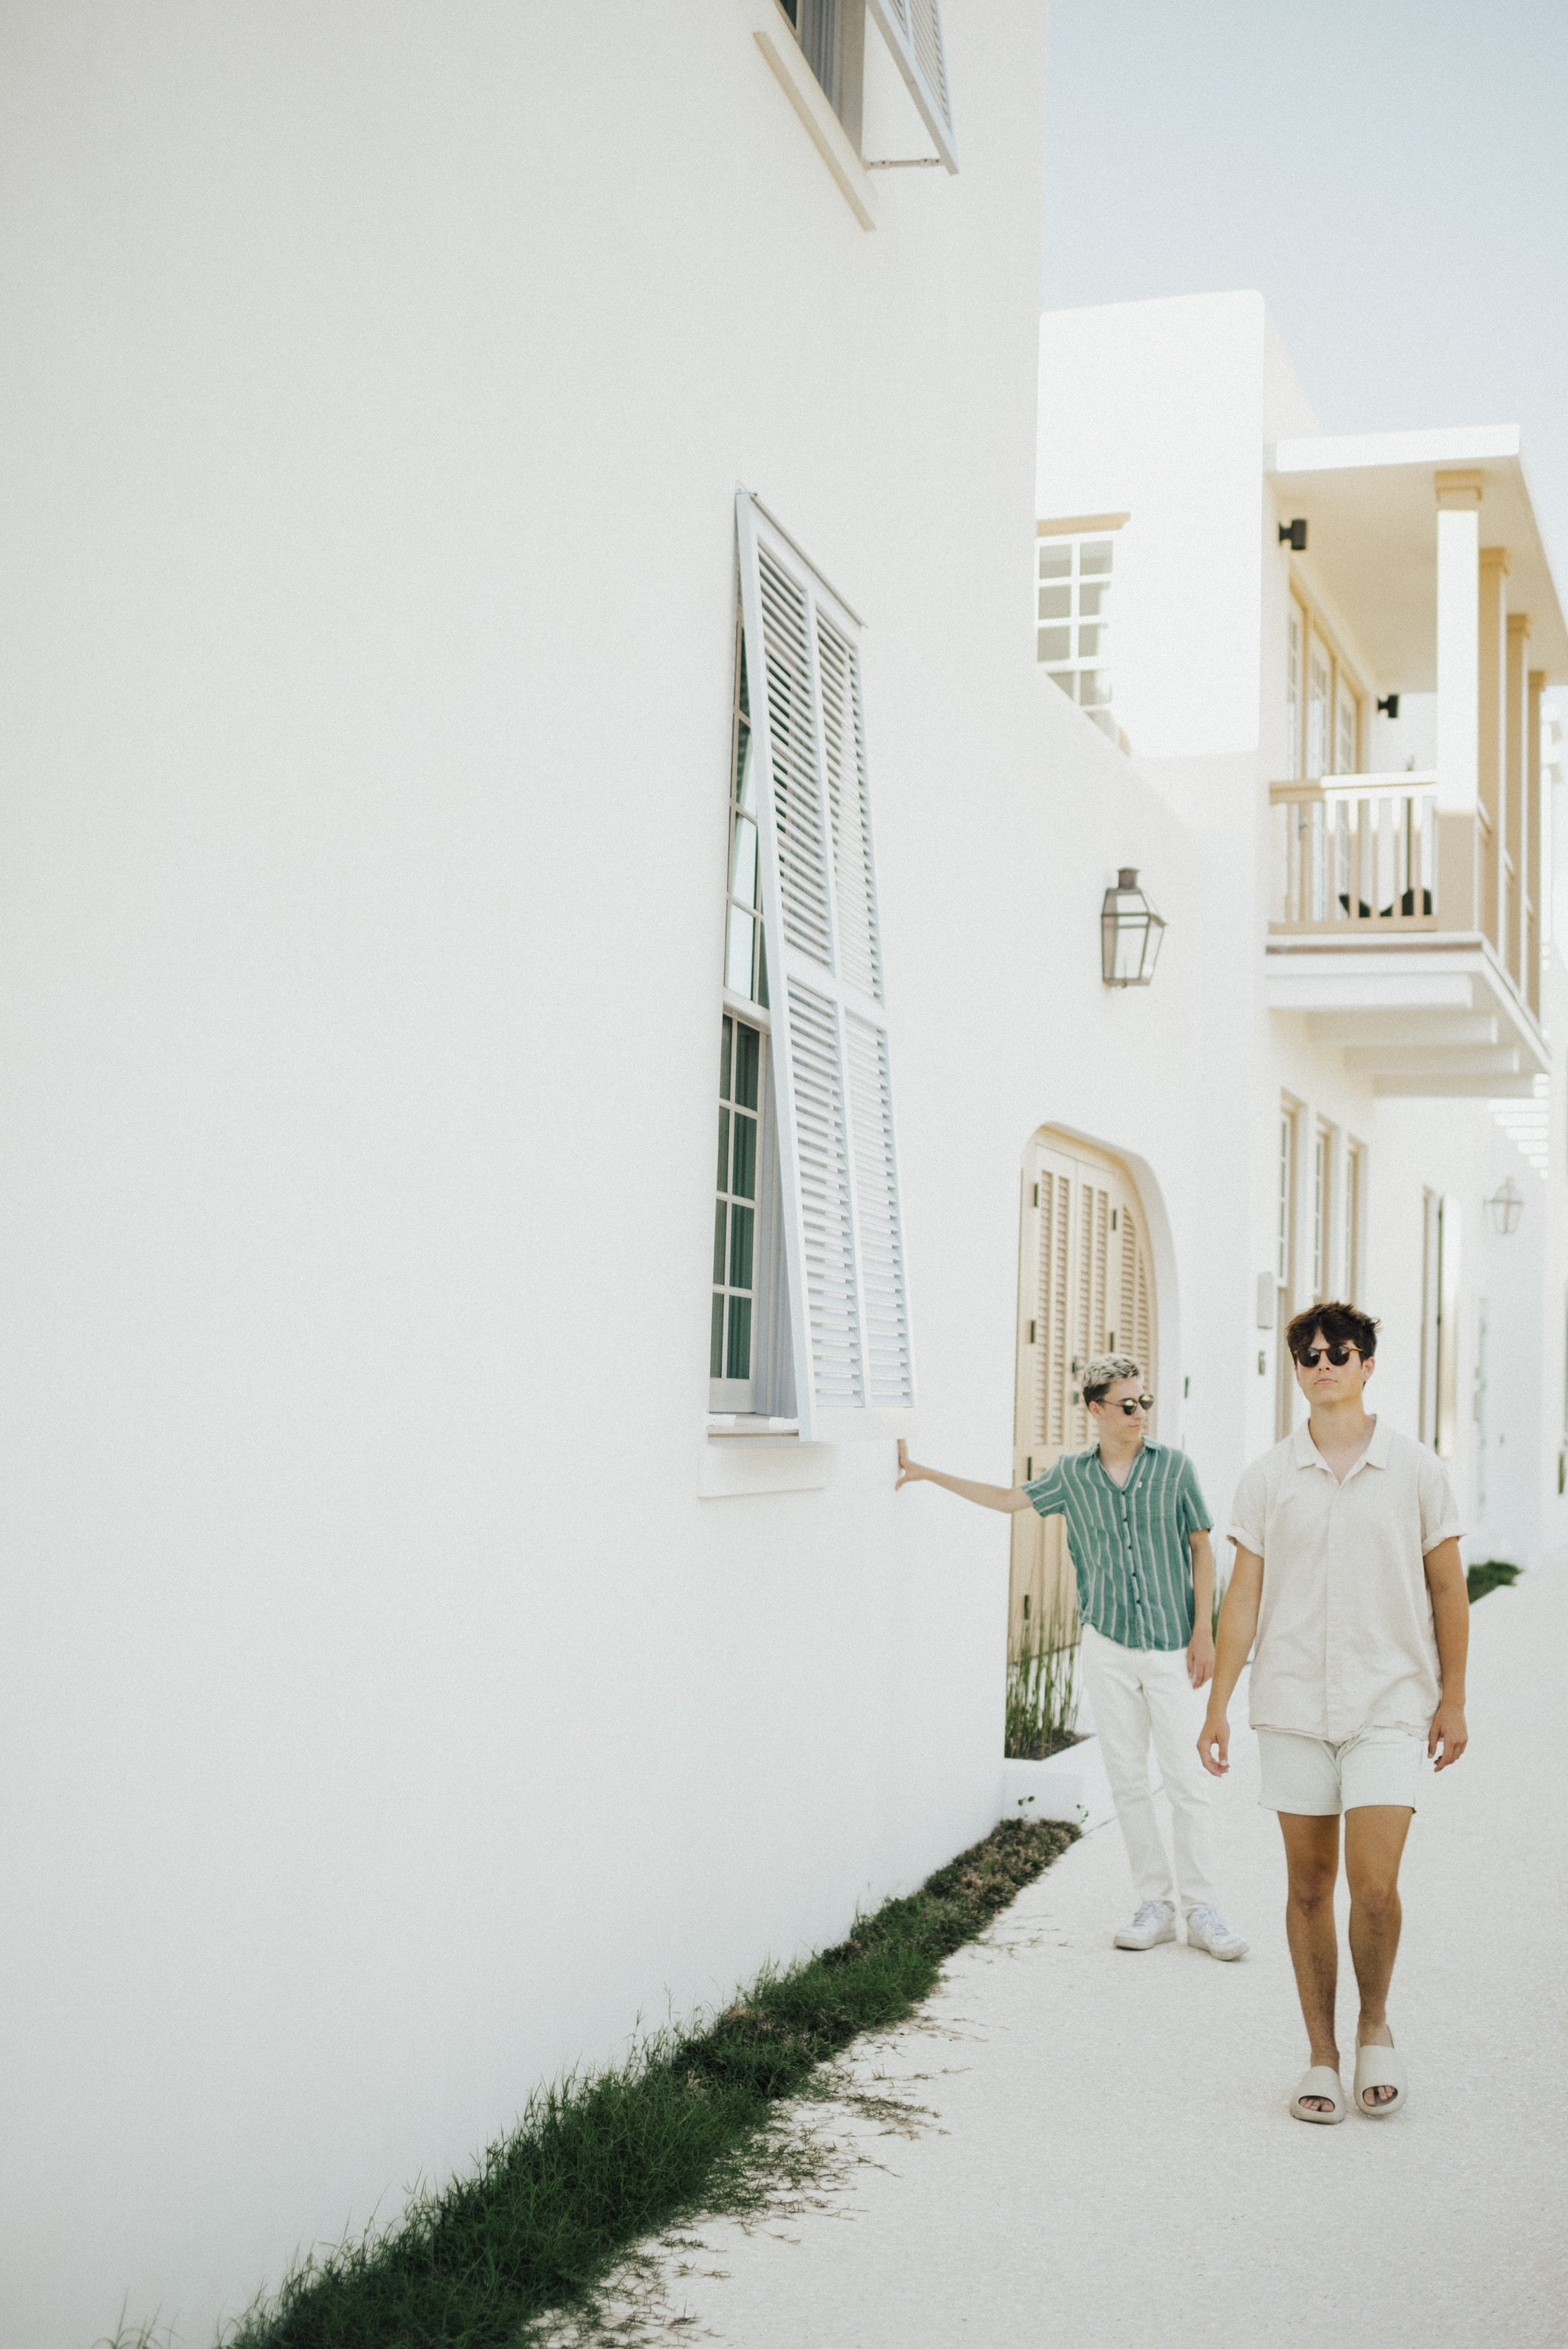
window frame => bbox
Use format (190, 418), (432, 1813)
(1036, 517), (1128, 746)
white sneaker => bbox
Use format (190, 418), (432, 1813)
(1186, 1905), (1248, 1961)
(1114, 1900), (1176, 1950)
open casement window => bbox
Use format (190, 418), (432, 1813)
(866, 0), (958, 171)
(734, 492), (915, 1441)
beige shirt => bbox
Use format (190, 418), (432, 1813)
(1229, 1418), (1463, 1741)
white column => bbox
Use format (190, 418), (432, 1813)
(1435, 470), (1483, 930)
(1435, 471), (1482, 814)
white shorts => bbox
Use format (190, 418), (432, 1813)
(1256, 1724), (1426, 1816)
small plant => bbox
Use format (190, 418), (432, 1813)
(1466, 1558), (1521, 1603)
(1005, 1579), (1081, 1759)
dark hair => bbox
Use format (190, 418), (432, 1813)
(1285, 1301), (1379, 1363)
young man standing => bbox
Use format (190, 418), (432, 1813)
(1199, 1304), (1468, 2123)
(898, 1355), (1247, 1960)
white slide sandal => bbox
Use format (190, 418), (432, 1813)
(1354, 2038), (1408, 2115)
(1289, 2065), (1346, 2124)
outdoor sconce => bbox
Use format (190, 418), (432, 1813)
(1101, 867), (1166, 987)
(1485, 1178), (1523, 1237)
(1377, 693), (1401, 719)
(1278, 518), (1309, 551)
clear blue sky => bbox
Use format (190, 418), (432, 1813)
(1041, 0), (1568, 630)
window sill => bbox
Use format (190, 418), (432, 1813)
(699, 1421), (833, 1499)
(754, 11), (876, 232)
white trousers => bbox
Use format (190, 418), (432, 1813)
(1081, 1623), (1217, 1915)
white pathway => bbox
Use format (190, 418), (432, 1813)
(648, 1568), (1568, 2349)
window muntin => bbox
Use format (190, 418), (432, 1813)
(1038, 533), (1116, 741)
(712, 1013), (763, 1405)
(1306, 636), (1331, 780)
(724, 635), (767, 1008)
(1335, 676), (1360, 776)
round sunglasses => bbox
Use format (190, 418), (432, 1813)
(1097, 1394), (1155, 1415)
(1295, 1343), (1363, 1368)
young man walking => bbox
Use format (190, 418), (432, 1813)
(898, 1355), (1247, 1960)
(1199, 1303), (1468, 2123)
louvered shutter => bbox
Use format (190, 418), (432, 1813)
(866, 0), (958, 173)
(736, 493), (915, 1440)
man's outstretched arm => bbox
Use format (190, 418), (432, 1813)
(896, 1438), (1036, 1513)
(1197, 1545), (1262, 1776)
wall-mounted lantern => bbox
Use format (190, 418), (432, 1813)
(1484, 1178), (1523, 1237)
(1278, 518), (1309, 551)
(1377, 693), (1401, 719)
(1101, 867), (1166, 988)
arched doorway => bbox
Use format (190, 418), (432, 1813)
(1009, 1129), (1159, 1648)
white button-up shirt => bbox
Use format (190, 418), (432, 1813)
(1229, 1418), (1463, 1741)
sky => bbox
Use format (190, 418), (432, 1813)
(1041, 0), (1568, 626)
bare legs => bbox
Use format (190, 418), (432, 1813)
(1279, 1806), (1412, 2111)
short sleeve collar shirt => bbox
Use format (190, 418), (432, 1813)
(1023, 1441), (1210, 1651)
(1228, 1418), (1463, 1741)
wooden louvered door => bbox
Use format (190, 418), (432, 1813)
(1009, 1135), (1159, 1650)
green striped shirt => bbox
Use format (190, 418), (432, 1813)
(1023, 1441), (1210, 1651)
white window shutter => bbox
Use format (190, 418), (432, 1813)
(736, 492), (915, 1439)
(866, 0), (958, 173)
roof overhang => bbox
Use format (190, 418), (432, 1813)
(1265, 935), (1549, 1096)
(1269, 426), (1568, 690)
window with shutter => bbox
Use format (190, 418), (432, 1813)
(733, 493), (914, 1441)
(866, 0), (958, 171)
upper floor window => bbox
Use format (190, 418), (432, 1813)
(1037, 527), (1119, 742)
(770, 0), (957, 174)
(778, 0), (865, 142)
(1286, 586), (1365, 780)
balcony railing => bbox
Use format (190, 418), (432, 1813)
(1270, 774), (1439, 935)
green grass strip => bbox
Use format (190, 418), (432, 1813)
(1466, 1558), (1521, 1602)
(218, 1817), (1077, 2349)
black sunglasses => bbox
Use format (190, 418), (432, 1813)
(1103, 1394), (1154, 1415)
(1297, 1343), (1362, 1368)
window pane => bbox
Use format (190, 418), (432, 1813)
(732, 1106), (757, 1199)
(1037, 584), (1072, 620)
(756, 927), (769, 1010)
(1078, 624), (1105, 657)
(725, 904), (756, 997)
(734, 717), (756, 815)
(733, 1021), (760, 1111)
(1047, 668), (1074, 699)
(716, 1105), (730, 1190)
(1038, 544), (1071, 579)
(729, 1201), (754, 1290)
(710, 1293), (725, 1378)
(1079, 670), (1111, 708)
(729, 813), (759, 907)
(1037, 625), (1072, 661)
(1079, 582), (1107, 618)
(1079, 540), (1113, 576)
(726, 1293), (752, 1379)
(720, 1016), (732, 1101)
(712, 1199), (728, 1285)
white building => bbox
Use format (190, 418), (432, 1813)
(1, 10), (1562, 2344)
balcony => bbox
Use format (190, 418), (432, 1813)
(1267, 772), (1548, 1096)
